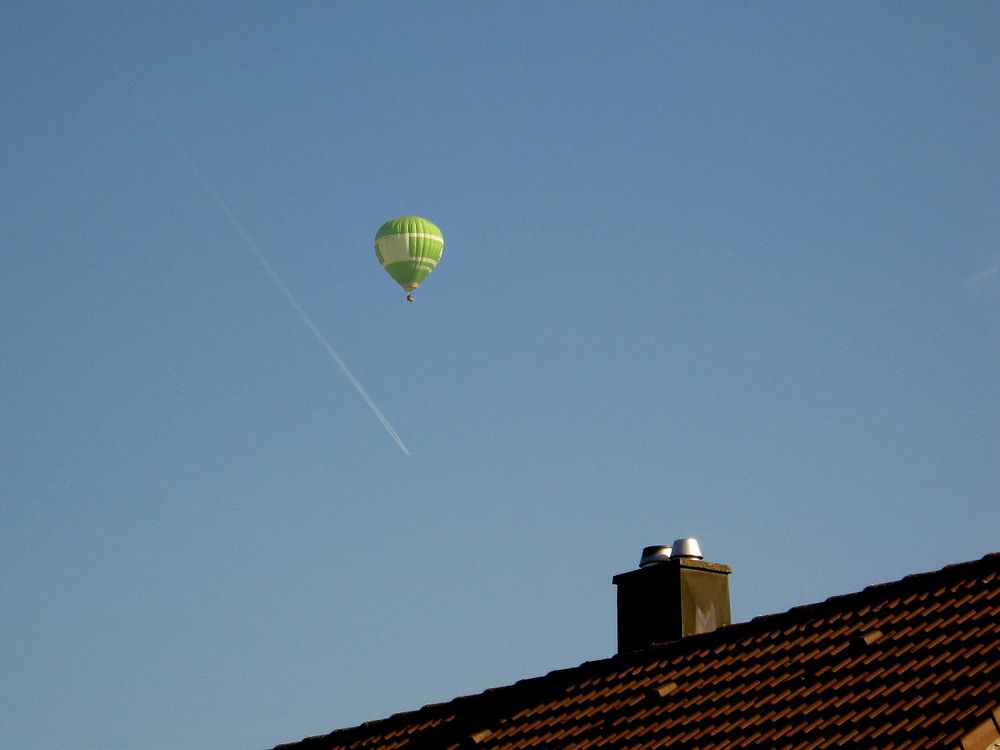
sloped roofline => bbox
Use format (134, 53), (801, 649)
(274, 552), (999, 749)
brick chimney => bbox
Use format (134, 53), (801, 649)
(612, 538), (732, 653)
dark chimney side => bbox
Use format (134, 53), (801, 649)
(612, 540), (732, 653)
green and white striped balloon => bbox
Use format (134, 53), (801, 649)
(374, 216), (444, 298)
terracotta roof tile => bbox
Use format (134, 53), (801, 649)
(272, 553), (1000, 750)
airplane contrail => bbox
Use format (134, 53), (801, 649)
(115, 69), (410, 455)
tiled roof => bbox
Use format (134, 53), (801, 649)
(273, 553), (1000, 750)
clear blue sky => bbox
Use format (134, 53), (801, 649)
(2, 2), (997, 748)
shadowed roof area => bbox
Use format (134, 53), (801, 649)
(273, 553), (999, 750)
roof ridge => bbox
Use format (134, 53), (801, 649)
(745, 551), (1000, 626)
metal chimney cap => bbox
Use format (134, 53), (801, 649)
(639, 545), (672, 567)
(670, 537), (702, 559)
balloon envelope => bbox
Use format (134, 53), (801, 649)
(374, 216), (444, 294)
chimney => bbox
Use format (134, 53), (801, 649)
(612, 538), (732, 653)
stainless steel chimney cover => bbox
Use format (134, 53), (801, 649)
(639, 545), (672, 567)
(670, 537), (703, 559)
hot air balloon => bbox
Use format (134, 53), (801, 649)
(374, 216), (444, 301)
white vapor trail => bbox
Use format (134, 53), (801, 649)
(966, 262), (999, 287)
(116, 72), (410, 455)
